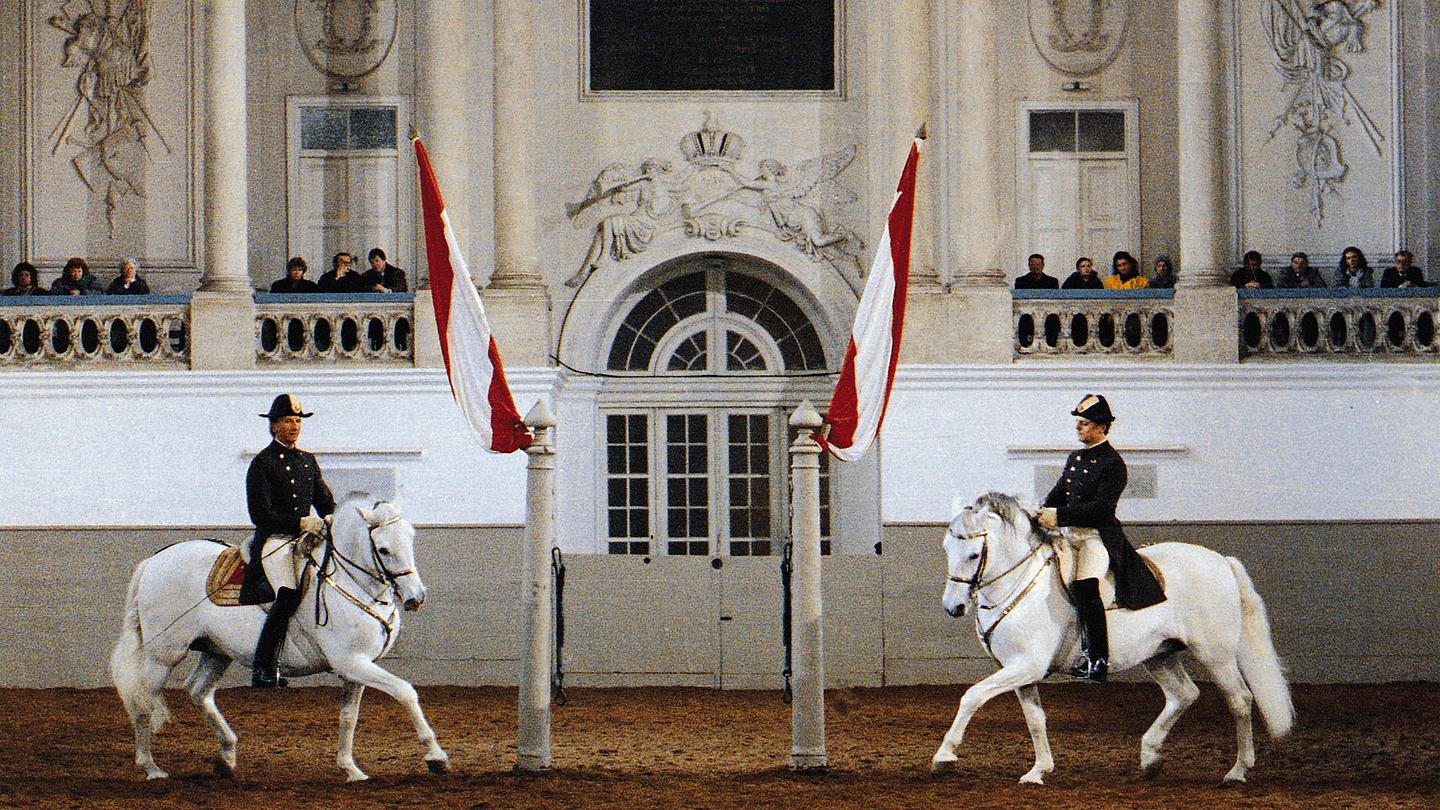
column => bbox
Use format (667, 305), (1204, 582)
(190, 0), (254, 369)
(480, 1), (552, 366)
(517, 400), (556, 772)
(909, 0), (1010, 364)
(1173, 0), (1239, 362)
(788, 401), (828, 771)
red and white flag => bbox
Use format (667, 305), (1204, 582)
(414, 137), (532, 453)
(818, 129), (923, 463)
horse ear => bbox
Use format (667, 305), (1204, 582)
(391, 486), (406, 513)
(949, 493), (967, 519)
(356, 504), (375, 525)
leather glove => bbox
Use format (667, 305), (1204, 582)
(1036, 507), (1058, 530)
(323, 513), (334, 528)
(299, 515), (325, 536)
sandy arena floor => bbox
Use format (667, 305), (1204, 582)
(2, 682), (1436, 808)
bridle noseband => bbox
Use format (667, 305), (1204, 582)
(945, 513), (1057, 651)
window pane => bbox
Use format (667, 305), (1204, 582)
(349, 107), (397, 149)
(300, 108), (348, 149)
(665, 413), (709, 544)
(728, 413), (772, 554)
(1029, 111), (1075, 153)
(606, 412), (649, 546)
(1078, 111), (1125, 152)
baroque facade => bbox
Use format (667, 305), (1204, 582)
(2, 1), (1439, 688)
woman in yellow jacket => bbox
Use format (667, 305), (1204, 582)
(1102, 250), (1149, 289)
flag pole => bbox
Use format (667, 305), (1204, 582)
(517, 399), (557, 771)
(788, 400), (828, 770)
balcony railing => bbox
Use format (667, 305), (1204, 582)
(1238, 288), (1439, 358)
(255, 293), (415, 364)
(0, 296), (190, 367)
(1013, 290), (1174, 359)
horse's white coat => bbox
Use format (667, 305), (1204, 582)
(933, 493), (1294, 784)
(109, 496), (449, 781)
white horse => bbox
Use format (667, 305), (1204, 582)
(110, 494), (449, 781)
(932, 492), (1294, 784)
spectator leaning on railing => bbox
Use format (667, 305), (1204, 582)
(1334, 246), (1373, 288)
(1277, 252), (1326, 289)
(1014, 253), (1059, 290)
(1149, 255), (1176, 289)
(3, 261), (47, 296)
(106, 257), (150, 295)
(1103, 250), (1149, 290)
(361, 248), (409, 293)
(1062, 257), (1104, 289)
(317, 252), (365, 293)
(1380, 250), (1428, 288)
(51, 256), (101, 296)
(270, 257), (319, 293)
(1230, 251), (1274, 289)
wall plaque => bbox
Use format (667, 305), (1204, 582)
(585, 0), (839, 94)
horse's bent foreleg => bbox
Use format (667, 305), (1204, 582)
(185, 653), (237, 776)
(333, 657), (449, 772)
(931, 664), (1045, 773)
(1206, 658), (1256, 783)
(337, 680), (369, 781)
(1140, 655), (1199, 777)
(1014, 684), (1053, 784)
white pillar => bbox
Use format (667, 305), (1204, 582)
(788, 401), (828, 770)
(517, 400), (555, 772)
(489, 1), (544, 290)
(1175, 0), (1231, 289)
(199, 0), (249, 294)
(416, 0), (471, 290)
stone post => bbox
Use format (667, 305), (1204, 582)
(190, 0), (254, 369)
(788, 401), (828, 771)
(516, 400), (555, 771)
(1173, 0), (1239, 362)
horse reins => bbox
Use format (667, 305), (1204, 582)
(948, 525), (1058, 651)
(308, 515), (414, 650)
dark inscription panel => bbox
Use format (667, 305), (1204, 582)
(589, 0), (836, 92)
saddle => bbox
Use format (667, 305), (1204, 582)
(1053, 538), (1166, 611)
(206, 547), (249, 607)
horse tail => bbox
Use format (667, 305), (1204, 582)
(109, 558), (170, 733)
(1228, 556), (1294, 738)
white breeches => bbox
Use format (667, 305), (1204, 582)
(260, 535), (300, 592)
(1064, 527), (1110, 581)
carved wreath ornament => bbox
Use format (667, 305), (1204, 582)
(48, 0), (172, 237)
(1262, 0), (1384, 226)
(294, 0), (398, 80)
(1027, 0), (1130, 77)
(564, 114), (864, 289)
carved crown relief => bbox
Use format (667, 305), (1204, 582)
(564, 114), (865, 289)
(1262, 0), (1384, 226)
(47, 0), (171, 237)
(1027, 0), (1131, 77)
(295, 0), (398, 80)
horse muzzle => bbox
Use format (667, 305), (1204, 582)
(403, 596), (423, 612)
(945, 602), (966, 618)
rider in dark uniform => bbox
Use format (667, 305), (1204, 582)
(1036, 394), (1165, 682)
(242, 394), (335, 687)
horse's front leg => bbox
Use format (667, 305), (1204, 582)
(931, 663), (1046, 773)
(332, 656), (449, 773)
(337, 680), (369, 781)
(1014, 683), (1054, 784)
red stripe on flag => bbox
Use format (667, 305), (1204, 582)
(414, 140), (456, 394)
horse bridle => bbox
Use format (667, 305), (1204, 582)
(946, 516), (1057, 650)
(325, 514), (416, 596)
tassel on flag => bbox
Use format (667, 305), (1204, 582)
(413, 137), (532, 453)
(817, 127), (924, 462)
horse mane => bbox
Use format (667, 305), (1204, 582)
(338, 490), (384, 510)
(974, 492), (1039, 538)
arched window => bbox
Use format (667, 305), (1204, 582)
(601, 263), (832, 558)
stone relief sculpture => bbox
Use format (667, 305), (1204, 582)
(1262, 0), (1384, 226)
(295, 0), (397, 80)
(1027, 0), (1129, 76)
(48, 0), (171, 237)
(565, 114), (863, 289)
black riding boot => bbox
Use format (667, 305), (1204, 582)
(1068, 578), (1109, 682)
(252, 587), (301, 688)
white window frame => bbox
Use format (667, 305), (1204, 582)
(1015, 98), (1141, 275)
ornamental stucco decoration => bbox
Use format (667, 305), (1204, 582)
(1027, 0), (1131, 77)
(1262, 0), (1384, 226)
(294, 0), (398, 80)
(565, 113), (864, 289)
(47, 0), (172, 237)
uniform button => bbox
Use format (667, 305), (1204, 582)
(1069, 465), (1076, 470)
(292, 493), (298, 498)
(279, 453), (285, 459)
(285, 466), (291, 471)
(290, 479), (296, 483)
(1066, 478), (1071, 483)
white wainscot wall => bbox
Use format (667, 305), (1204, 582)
(881, 364), (1440, 523)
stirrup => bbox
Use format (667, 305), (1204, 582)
(251, 668), (288, 689)
(1068, 655), (1108, 682)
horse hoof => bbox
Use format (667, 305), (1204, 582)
(144, 769), (169, 780)
(211, 757), (235, 778)
(1222, 772), (1247, 785)
(930, 756), (957, 774)
(1139, 761), (1163, 780)
(345, 770), (370, 783)
(427, 757), (450, 775)
(1019, 772), (1045, 785)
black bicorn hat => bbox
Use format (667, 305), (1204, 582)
(1070, 393), (1115, 424)
(260, 394), (313, 420)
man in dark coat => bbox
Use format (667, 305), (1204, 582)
(1014, 253), (1059, 289)
(1036, 394), (1165, 682)
(242, 394), (335, 687)
(361, 247), (409, 292)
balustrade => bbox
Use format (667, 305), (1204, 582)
(255, 293), (415, 364)
(1238, 289), (1439, 358)
(1013, 290), (1174, 359)
(0, 296), (190, 367)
